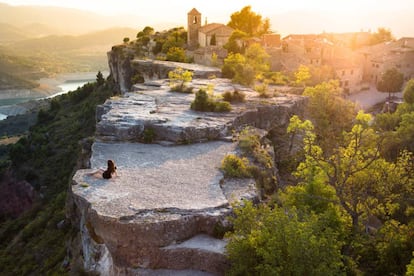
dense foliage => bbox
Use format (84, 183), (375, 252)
(227, 6), (270, 37)
(0, 75), (114, 275)
(227, 88), (414, 274)
(376, 67), (404, 99)
(190, 89), (231, 112)
(222, 43), (269, 86)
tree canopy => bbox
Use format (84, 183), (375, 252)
(227, 6), (270, 37)
(376, 67), (404, 100)
(302, 80), (356, 153)
(370, 27), (395, 45)
(403, 78), (414, 104)
(222, 43), (269, 86)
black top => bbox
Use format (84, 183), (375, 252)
(102, 170), (112, 179)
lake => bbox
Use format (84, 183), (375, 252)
(0, 72), (103, 120)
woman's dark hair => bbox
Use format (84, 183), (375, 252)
(107, 160), (117, 173)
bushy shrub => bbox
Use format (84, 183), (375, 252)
(255, 82), (270, 98)
(222, 90), (246, 103)
(263, 71), (289, 85)
(221, 154), (251, 178)
(141, 127), (156, 143)
(166, 47), (187, 62)
(191, 89), (232, 112)
(214, 101), (232, 112)
(131, 72), (144, 84)
(168, 67), (193, 92)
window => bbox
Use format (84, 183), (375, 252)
(351, 70), (354, 75)
(345, 81), (349, 87)
(342, 70), (345, 76)
(193, 16), (198, 24)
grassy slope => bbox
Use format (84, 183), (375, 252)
(0, 79), (114, 275)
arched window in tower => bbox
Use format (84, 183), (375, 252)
(193, 16), (198, 24)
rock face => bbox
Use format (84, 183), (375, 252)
(107, 45), (221, 93)
(131, 60), (221, 82)
(70, 55), (307, 275)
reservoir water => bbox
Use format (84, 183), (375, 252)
(0, 72), (101, 120)
(0, 71), (109, 120)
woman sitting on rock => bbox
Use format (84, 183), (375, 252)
(88, 159), (118, 179)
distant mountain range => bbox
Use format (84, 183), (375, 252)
(0, 3), (142, 36)
(0, 2), (139, 91)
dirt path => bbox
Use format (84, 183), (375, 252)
(347, 85), (403, 110)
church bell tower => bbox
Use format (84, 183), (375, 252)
(187, 8), (201, 49)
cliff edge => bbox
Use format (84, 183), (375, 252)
(69, 50), (306, 275)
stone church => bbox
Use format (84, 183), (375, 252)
(187, 8), (233, 65)
(187, 8), (234, 49)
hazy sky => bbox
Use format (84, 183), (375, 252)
(2, 0), (414, 36)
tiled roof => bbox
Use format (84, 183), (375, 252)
(199, 23), (234, 36)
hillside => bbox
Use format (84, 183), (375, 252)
(0, 23), (29, 43)
(0, 79), (115, 274)
(0, 48), (44, 90)
(10, 27), (137, 52)
(0, 27), (136, 90)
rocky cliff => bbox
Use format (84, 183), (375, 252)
(107, 45), (221, 94)
(69, 51), (306, 275)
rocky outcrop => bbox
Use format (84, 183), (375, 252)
(107, 45), (135, 93)
(96, 78), (304, 145)
(107, 45), (221, 94)
(70, 55), (307, 275)
(131, 60), (221, 82)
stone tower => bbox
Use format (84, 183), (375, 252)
(187, 8), (201, 49)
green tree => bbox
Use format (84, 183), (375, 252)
(96, 71), (104, 86)
(166, 47), (186, 62)
(377, 67), (404, 100)
(123, 37), (130, 44)
(374, 102), (414, 160)
(226, 201), (345, 275)
(227, 6), (270, 37)
(403, 78), (414, 104)
(370, 27), (394, 45)
(168, 67), (193, 92)
(288, 112), (413, 233)
(294, 64), (311, 86)
(161, 29), (186, 54)
(137, 26), (154, 38)
(244, 43), (269, 73)
(224, 30), (249, 54)
(407, 253), (414, 276)
(303, 80), (356, 153)
(221, 43), (269, 86)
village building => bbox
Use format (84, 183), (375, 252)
(187, 8), (413, 93)
(187, 8), (234, 66)
(364, 37), (414, 84)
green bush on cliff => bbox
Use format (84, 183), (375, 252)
(221, 154), (252, 178)
(191, 89), (232, 112)
(222, 89), (246, 103)
(168, 67), (193, 92)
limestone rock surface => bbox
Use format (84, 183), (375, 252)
(71, 62), (307, 275)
